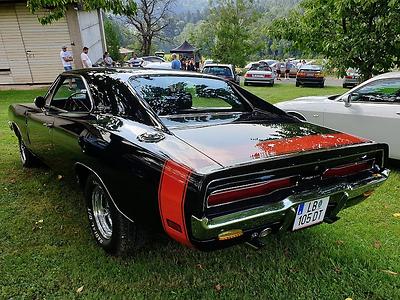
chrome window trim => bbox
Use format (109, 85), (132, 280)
(47, 74), (95, 113)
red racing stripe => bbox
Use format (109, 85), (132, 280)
(253, 133), (368, 158)
(158, 160), (193, 247)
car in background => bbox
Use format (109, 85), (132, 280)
(144, 61), (172, 70)
(201, 64), (240, 84)
(244, 62), (275, 86)
(154, 51), (165, 58)
(245, 60), (278, 69)
(203, 59), (214, 66)
(141, 56), (166, 64)
(276, 71), (400, 159)
(343, 68), (361, 88)
(296, 65), (325, 87)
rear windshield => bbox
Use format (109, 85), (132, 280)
(129, 75), (248, 116)
(202, 66), (233, 77)
(250, 64), (272, 71)
(300, 65), (322, 71)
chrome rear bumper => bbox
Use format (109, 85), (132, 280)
(191, 169), (389, 240)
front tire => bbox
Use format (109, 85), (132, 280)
(84, 174), (144, 256)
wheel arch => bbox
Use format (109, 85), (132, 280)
(74, 162), (134, 223)
(286, 111), (307, 121)
(10, 121), (22, 140)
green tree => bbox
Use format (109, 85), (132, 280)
(208, 0), (262, 67)
(27, 0), (136, 25)
(178, 21), (215, 57)
(269, 0), (400, 80)
(104, 18), (121, 61)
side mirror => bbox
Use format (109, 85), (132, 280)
(34, 96), (46, 109)
(344, 94), (352, 107)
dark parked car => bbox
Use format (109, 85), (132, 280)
(8, 68), (389, 256)
(296, 65), (325, 87)
(201, 64), (240, 84)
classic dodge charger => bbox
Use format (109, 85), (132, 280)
(8, 69), (389, 256)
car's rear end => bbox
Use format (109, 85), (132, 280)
(202, 65), (235, 82)
(244, 63), (274, 86)
(343, 68), (360, 88)
(185, 142), (389, 250)
(296, 65), (325, 87)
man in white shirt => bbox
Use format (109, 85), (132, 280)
(81, 47), (92, 68)
(60, 45), (73, 71)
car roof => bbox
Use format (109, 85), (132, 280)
(202, 64), (233, 68)
(62, 67), (225, 82)
(371, 71), (400, 80)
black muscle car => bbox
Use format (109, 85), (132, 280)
(8, 68), (390, 256)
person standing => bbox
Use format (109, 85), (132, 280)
(187, 58), (195, 71)
(81, 47), (92, 68)
(103, 52), (114, 67)
(128, 53), (142, 67)
(60, 45), (73, 71)
(285, 59), (290, 79)
(171, 53), (181, 70)
(275, 62), (281, 80)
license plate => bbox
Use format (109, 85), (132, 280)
(306, 73), (314, 77)
(253, 74), (264, 78)
(292, 197), (329, 230)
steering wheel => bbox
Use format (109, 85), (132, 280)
(64, 92), (90, 112)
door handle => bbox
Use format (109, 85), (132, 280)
(43, 122), (53, 128)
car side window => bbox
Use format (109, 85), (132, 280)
(352, 78), (400, 103)
(88, 76), (152, 125)
(49, 77), (92, 112)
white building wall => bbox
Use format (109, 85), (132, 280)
(77, 10), (104, 65)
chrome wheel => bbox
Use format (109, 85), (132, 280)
(91, 184), (113, 239)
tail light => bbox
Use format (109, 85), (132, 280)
(322, 160), (374, 179)
(297, 72), (306, 77)
(264, 74), (272, 78)
(345, 75), (353, 79)
(207, 176), (296, 207)
(245, 73), (252, 77)
(315, 72), (324, 78)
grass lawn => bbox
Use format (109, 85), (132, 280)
(1, 85), (399, 299)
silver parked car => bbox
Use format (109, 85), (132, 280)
(244, 63), (275, 86)
(343, 68), (361, 88)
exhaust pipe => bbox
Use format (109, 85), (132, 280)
(246, 227), (272, 250)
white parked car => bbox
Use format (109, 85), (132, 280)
(276, 72), (400, 159)
(144, 61), (172, 70)
(244, 62), (275, 86)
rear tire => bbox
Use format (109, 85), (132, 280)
(295, 81), (300, 87)
(342, 83), (347, 88)
(244, 82), (249, 86)
(269, 81), (274, 87)
(320, 83), (325, 88)
(84, 174), (145, 256)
